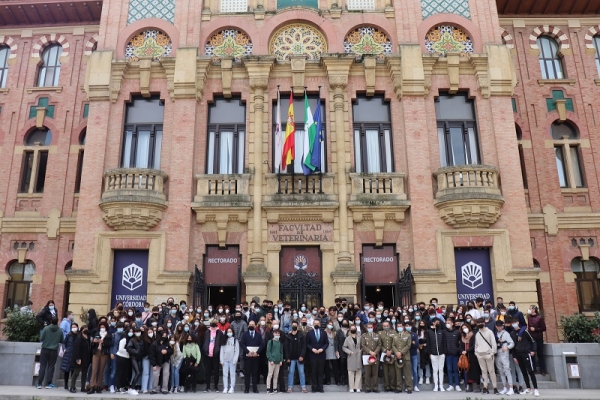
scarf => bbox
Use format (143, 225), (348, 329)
(461, 331), (473, 345)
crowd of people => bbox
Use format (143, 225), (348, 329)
(33, 296), (547, 396)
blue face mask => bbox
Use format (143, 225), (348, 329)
(180, 305), (186, 311)
(415, 316), (421, 321)
(136, 319), (142, 324)
(227, 332), (233, 337)
(397, 327), (404, 332)
(49, 305), (55, 311)
(184, 327), (190, 332)
(406, 327), (412, 332)
(301, 307), (306, 312)
(110, 321), (116, 327)
(128, 332), (134, 337)
(117, 328), (124, 333)
(171, 310), (177, 315)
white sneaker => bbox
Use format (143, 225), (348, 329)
(418, 378), (423, 385)
(500, 387), (507, 395)
(228, 388), (234, 394)
(446, 385), (454, 391)
(414, 386), (420, 392)
(521, 388), (531, 394)
(356, 389), (361, 393)
(223, 388), (228, 394)
(239, 371), (244, 378)
(110, 385), (115, 394)
(455, 385), (462, 392)
(128, 389), (139, 396)
(349, 389), (353, 393)
(433, 386), (438, 392)
(439, 386), (445, 391)
(506, 388), (514, 396)
(426, 378), (430, 385)
(534, 389), (540, 397)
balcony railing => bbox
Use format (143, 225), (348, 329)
(276, 174), (324, 195)
(434, 164), (502, 203)
(101, 168), (168, 202)
(348, 173), (409, 208)
(193, 174), (251, 207)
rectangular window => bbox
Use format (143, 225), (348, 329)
(518, 144), (528, 189)
(207, 98), (246, 174)
(19, 150), (48, 193)
(554, 146), (567, 188)
(20, 151), (34, 193)
(555, 145), (584, 188)
(436, 93), (480, 167)
(569, 146), (584, 188)
(121, 97), (164, 169)
(0, 47), (8, 89)
(353, 95), (392, 173)
(74, 150), (84, 193)
(273, 95), (326, 174)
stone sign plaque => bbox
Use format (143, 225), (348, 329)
(268, 223), (333, 242)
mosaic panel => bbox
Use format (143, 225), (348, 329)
(220, 0), (248, 13)
(421, 0), (470, 20)
(269, 24), (327, 61)
(125, 30), (172, 62)
(128, 0), (175, 24)
(344, 26), (392, 58)
(347, 0), (375, 10)
(205, 29), (253, 61)
(425, 25), (473, 55)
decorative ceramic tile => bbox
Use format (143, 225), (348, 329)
(220, 0), (248, 13)
(205, 29), (253, 61)
(269, 24), (327, 61)
(125, 30), (172, 62)
(425, 25), (473, 55)
(344, 26), (392, 58)
(347, 0), (375, 10)
(277, 0), (318, 10)
(421, 0), (470, 20)
(127, 0), (175, 24)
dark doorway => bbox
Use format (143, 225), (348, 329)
(207, 286), (237, 310)
(364, 285), (396, 307)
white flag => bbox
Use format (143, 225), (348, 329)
(274, 89), (283, 172)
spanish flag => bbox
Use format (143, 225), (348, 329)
(282, 92), (295, 170)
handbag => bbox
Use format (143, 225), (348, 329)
(457, 353), (470, 372)
(58, 344), (65, 358)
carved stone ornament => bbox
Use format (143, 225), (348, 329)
(249, 77), (269, 90)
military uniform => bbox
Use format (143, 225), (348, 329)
(392, 330), (414, 392)
(361, 331), (381, 392)
(378, 329), (397, 391)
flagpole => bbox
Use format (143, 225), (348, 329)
(291, 87), (295, 194)
(276, 85), (281, 193)
(317, 85), (323, 193)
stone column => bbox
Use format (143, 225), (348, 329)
(241, 58), (274, 301)
(322, 56), (361, 299)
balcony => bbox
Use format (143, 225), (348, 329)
(348, 173), (411, 245)
(433, 165), (504, 228)
(99, 168), (168, 230)
(263, 173), (339, 223)
(192, 174), (252, 246)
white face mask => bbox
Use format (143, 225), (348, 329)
(273, 325), (279, 330)
(148, 332), (154, 337)
(135, 332), (142, 337)
(260, 321), (266, 326)
(169, 341), (175, 346)
(71, 328), (78, 333)
(462, 328), (469, 334)
(446, 323), (452, 329)
(218, 309), (223, 313)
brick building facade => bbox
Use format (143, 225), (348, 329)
(0, 0), (599, 342)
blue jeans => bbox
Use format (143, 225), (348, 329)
(103, 357), (116, 386)
(446, 355), (459, 386)
(411, 355), (419, 386)
(170, 359), (182, 390)
(288, 360), (306, 388)
(141, 357), (154, 392)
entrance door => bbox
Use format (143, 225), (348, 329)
(361, 245), (399, 307)
(202, 245), (241, 308)
(207, 286), (238, 310)
(364, 285), (395, 306)
(279, 247), (323, 309)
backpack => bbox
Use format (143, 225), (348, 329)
(457, 353), (470, 372)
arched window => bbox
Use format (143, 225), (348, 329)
(37, 43), (62, 87)
(537, 36), (564, 79)
(5, 260), (36, 310)
(594, 35), (600, 77)
(571, 257), (600, 312)
(0, 45), (9, 88)
(20, 128), (52, 193)
(551, 121), (583, 188)
(75, 128), (86, 193)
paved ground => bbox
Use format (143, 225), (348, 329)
(1, 386), (600, 400)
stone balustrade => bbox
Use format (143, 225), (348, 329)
(102, 168), (168, 201)
(193, 174), (251, 204)
(349, 172), (408, 205)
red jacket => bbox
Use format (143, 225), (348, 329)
(527, 314), (546, 340)
(217, 321), (230, 333)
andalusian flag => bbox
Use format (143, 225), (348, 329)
(274, 88), (283, 172)
(310, 95), (322, 173)
(302, 93), (316, 175)
(282, 92), (295, 169)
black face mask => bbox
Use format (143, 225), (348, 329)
(419, 307), (425, 311)
(210, 323), (217, 328)
(235, 315), (241, 320)
(292, 326), (298, 331)
(477, 324), (484, 329)
(301, 322), (307, 326)
(248, 326), (255, 331)
(284, 308), (290, 312)
(243, 307), (249, 311)
(342, 324), (348, 328)
(82, 330), (88, 335)
(350, 329), (357, 334)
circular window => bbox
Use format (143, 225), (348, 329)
(269, 24), (327, 61)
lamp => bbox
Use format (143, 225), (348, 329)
(219, 287), (224, 293)
(375, 286), (381, 292)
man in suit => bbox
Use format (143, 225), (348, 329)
(240, 320), (264, 393)
(305, 320), (328, 393)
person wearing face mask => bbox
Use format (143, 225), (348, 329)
(60, 311), (74, 340)
(324, 322), (340, 386)
(391, 322), (413, 394)
(115, 328), (134, 394)
(306, 320), (328, 393)
(217, 314), (230, 333)
(140, 329), (155, 394)
(181, 335), (201, 393)
(510, 318), (539, 397)
(474, 317), (498, 394)
(146, 307), (163, 328)
(230, 311), (248, 378)
(240, 321), (264, 393)
(60, 322), (79, 390)
(126, 328), (145, 394)
(343, 323), (362, 393)
(69, 324), (91, 393)
(334, 319), (349, 387)
(265, 329), (284, 393)
(361, 321), (381, 393)
(219, 328), (239, 394)
(285, 321), (307, 393)
(426, 317), (446, 392)
(202, 319), (224, 392)
(379, 321), (397, 392)
(148, 331), (173, 394)
(459, 322), (481, 393)
(495, 321), (515, 396)
(88, 321), (112, 394)
(107, 321), (125, 393)
(167, 306), (180, 326)
(169, 331), (184, 394)
(526, 306), (546, 376)
(405, 322), (419, 392)
(507, 301), (527, 327)
(443, 317), (461, 392)
(36, 300), (58, 334)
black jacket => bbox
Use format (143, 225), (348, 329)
(202, 328), (224, 357)
(426, 327), (446, 356)
(444, 328), (461, 356)
(126, 338), (145, 360)
(36, 307), (57, 328)
(91, 333), (112, 356)
(335, 329), (349, 358)
(511, 328), (536, 354)
(285, 331), (306, 360)
(71, 334), (92, 368)
(148, 338), (173, 366)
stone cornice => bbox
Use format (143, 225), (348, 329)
(321, 54), (355, 89)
